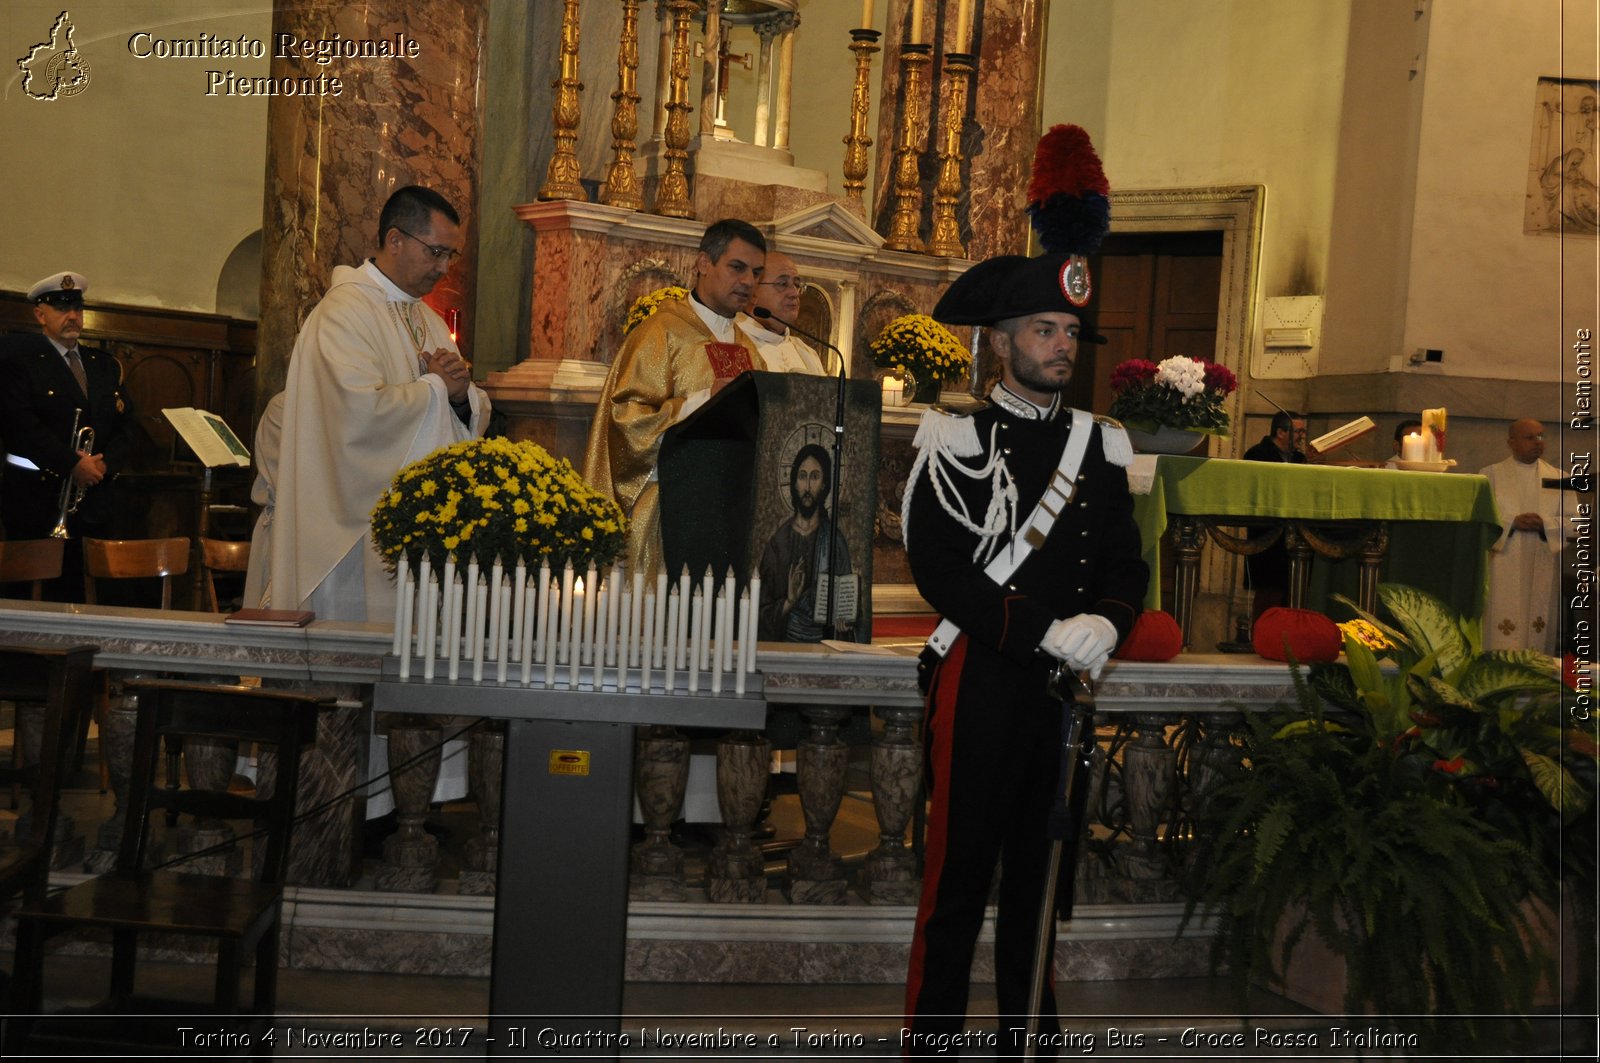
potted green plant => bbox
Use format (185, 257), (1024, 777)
(1182, 583), (1597, 1047)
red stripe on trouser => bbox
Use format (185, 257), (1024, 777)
(902, 634), (967, 1053)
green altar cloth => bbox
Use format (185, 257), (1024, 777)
(1130, 456), (1503, 622)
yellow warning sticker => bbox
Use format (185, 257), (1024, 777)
(549, 749), (591, 776)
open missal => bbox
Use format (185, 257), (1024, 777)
(162, 407), (251, 468)
(1309, 416), (1376, 455)
(225, 608), (315, 628)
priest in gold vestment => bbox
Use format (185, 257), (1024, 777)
(583, 220), (766, 578)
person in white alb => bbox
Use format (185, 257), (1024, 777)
(736, 250), (827, 376)
(266, 185), (490, 620)
(1480, 418), (1565, 653)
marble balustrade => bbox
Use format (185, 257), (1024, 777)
(0, 601), (1298, 918)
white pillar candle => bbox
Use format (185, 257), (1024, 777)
(558, 561), (575, 665)
(1401, 432), (1425, 463)
(397, 566), (415, 680)
(736, 587), (750, 695)
(511, 560), (528, 663)
(446, 572), (463, 682)
(747, 572), (761, 673)
(470, 574), (488, 683)
(630, 570), (645, 667)
(487, 560), (504, 661)
(653, 571), (669, 667)
(640, 592), (656, 692)
(664, 587), (680, 692)
(688, 589), (704, 694)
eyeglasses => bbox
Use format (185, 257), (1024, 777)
(758, 278), (810, 294)
(396, 228), (462, 264)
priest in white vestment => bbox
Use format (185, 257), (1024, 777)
(1480, 418), (1565, 653)
(736, 250), (828, 376)
(268, 186), (490, 621)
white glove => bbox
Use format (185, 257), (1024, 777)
(1040, 613), (1118, 675)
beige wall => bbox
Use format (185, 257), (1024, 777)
(1040, 0), (1351, 342)
(1401, 0), (1595, 383)
(1, 1), (269, 313)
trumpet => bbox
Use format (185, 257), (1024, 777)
(49, 409), (95, 539)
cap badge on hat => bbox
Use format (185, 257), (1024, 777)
(1059, 257), (1091, 307)
(59, 274), (75, 291)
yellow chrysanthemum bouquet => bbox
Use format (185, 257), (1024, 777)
(868, 313), (970, 388)
(371, 436), (627, 571)
(623, 285), (689, 336)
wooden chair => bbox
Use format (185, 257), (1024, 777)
(0, 643), (97, 1015)
(200, 538), (251, 613)
(82, 537), (191, 610)
(0, 538), (65, 601)
(5, 680), (332, 1055)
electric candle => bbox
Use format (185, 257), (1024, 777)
(447, 572), (463, 681)
(583, 562), (599, 665)
(571, 577), (586, 687)
(664, 588), (680, 692)
(654, 571), (669, 667)
(544, 579), (558, 687)
(421, 571), (438, 681)
(711, 586), (727, 694)
(511, 561), (527, 662)
(487, 560), (504, 661)
(398, 567), (415, 680)
(496, 577), (511, 684)
(640, 592), (656, 692)
(736, 587), (750, 695)
(747, 573), (761, 673)
(535, 560), (551, 661)
(440, 556), (457, 656)
(630, 570), (645, 667)
(689, 589), (703, 694)
(470, 574), (488, 683)
(677, 567), (692, 669)
(558, 562), (575, 665)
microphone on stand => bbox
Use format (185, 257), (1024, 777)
(752, 306), (846, 377)
(751, 306), (850, 641)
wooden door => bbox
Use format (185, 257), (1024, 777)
(1063, 231), (1223, 417)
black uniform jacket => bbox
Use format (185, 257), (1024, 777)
(906, 401), (1148, 677)
(0, 332), (133, 526)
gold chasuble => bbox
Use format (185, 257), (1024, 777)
(583, 296), (757, 579)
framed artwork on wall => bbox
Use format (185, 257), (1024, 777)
(1525, 76), (1600, 237)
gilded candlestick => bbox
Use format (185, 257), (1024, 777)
(841, 28), (881, 206)
(926, 51), (974, 259)
(652, 0), (697, 219)
(884, 43), (932, 254)
(538, 0), (589, 203)
(600, 0), (644, 210)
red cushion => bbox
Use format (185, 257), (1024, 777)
(1112, 610), (1182, 661)
(1252, 606), (1342, 662)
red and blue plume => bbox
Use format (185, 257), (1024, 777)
(1026, 124), (1111, 256)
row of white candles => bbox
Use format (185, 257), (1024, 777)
(391, 558), (760, 696)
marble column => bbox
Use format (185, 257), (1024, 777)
(255, 0), (487, 420)
(870, 0), (1045, 260)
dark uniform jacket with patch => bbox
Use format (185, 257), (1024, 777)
(0, 332), (133, 532)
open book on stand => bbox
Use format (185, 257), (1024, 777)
(162, 407), (251, 467)
(1309, 416), (1376, 455)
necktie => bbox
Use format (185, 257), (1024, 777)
(65, 348), (88, 395)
